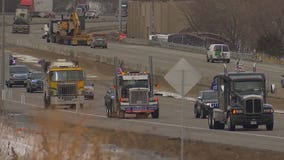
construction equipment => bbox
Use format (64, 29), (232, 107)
(43, 59), (85, 109)
(104, 56), (159, 119)
(46, 11), (92, 46)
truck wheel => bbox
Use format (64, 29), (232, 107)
(208, 111), (224, 129)
(227, 115), (236, 131)
(7, 82), (12, 88)
(70, 104), (76, 109)
(208, 111), (214, 129)
(151, 109), (159, 119)
(266, 123), (273, 131)
(106, 107), (112, 118)
(120, 111), (125, 119)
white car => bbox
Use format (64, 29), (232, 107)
(206, 44), (230, 63)
(83, 80), (95, 100)
(85, 10), (98, 19)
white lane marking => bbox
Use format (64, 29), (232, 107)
(5, 99), (284, 140)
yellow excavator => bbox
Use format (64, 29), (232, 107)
(46, 11), (93, 46)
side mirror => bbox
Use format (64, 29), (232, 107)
(197, 96), (202, 100)
(221, 85), (224, 92)
(270, 84), (276, 94)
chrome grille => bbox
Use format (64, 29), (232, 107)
(58, 83), (77, 96)
(129, 89), (148, 105)
(245, 98), (262, 114)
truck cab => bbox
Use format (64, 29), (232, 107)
(208, 64), (274, 131)
(105, 57), (159, 119)
(43, 59), (85, 109)
(12, 7), (31, 34)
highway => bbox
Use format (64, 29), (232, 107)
(2, 18), (284, 154)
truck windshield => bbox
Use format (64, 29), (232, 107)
(233, 81), (264, 95)
(122, 80), (148, 88)
(50, 70), (84, 81)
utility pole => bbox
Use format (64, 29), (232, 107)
(1, 0), (5, 106)
(151, 0), (155, 34)
(118, 0), (122, 33)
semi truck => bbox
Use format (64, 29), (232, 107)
(104, 57), (159, 119)
(43, 59), (85, 109)
(12, 7), (30, 34)
(208, 63), (274, 131)
(20, 0), (53, 17)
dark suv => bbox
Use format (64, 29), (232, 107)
(6, 65), (30, 87)
(194, 90), (218, 118)
(90, 37), (108, 48)
(26, 71), (43, 93)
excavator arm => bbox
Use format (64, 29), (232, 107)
(69, 11), (81, 35)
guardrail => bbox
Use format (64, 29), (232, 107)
(148, 40), (261, 62)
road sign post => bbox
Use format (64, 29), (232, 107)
(164, 58), (201, 160)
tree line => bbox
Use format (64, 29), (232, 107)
(179, 0), (284, 57)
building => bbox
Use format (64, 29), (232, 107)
(127, 0), (188, 39)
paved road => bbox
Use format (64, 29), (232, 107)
(2, 84), (284, 152)
(2, 21), (284, 153)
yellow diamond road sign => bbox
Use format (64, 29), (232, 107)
(164, 58), (201, 96)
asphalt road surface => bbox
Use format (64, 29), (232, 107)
(2, 21), (284, 153)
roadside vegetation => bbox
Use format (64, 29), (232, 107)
(179, 0), (284, 58)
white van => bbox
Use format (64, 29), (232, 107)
(206, 44), (230, 63)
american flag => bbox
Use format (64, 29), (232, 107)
(117, 66), (123, 74)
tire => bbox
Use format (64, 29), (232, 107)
(151, 109), (159, 119)
(266, 123), (273, 131)
(226, 59), (230, 63)
(194, 106), (200, 118)
(206, 55), (209, 62)
(200, 108), (206, 119)
(208, 110), (225, 129)
(208, 111), (214, 129)
(227, 115), (236, 131)
(70, 104), (76, 109)
(119, 110), (125, 119)
(7, 82), (12, 88)
(106, 107), (112, 118)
